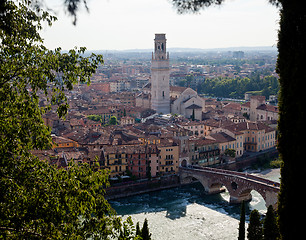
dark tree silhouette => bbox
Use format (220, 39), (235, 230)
(263, 205), (279, 240)
(238, 201), (246, 240)
(247, 210), (263, 240)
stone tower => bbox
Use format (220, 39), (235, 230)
(151, 33), (170, 114)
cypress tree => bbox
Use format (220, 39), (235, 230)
(136, 222), (141, 237)
(238, 201), (246, 240)
(141, 218), (152, 240)
(191, 108), (195, 121)
(276, 1), (306, 239)
(263, 206), (279, 240)
(247, 210), (263, 240)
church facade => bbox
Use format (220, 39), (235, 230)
(170, 86), (205, 121)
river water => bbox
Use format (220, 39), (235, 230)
(109, 169), (280, 240)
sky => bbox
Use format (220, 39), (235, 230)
(41, 0), (280, 51)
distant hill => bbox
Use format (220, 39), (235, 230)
(90, 46), (277, 54)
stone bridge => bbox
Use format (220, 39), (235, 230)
(180, 167), (280, 209)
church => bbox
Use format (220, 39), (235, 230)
(136, 33), (205, 120)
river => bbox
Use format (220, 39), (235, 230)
(109, 169), (280, 240)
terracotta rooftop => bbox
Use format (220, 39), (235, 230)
(210, 132), (236, 143)
(256, 104), (279, 113)
(170, 86), (187, 93)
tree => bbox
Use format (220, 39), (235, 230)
(238, 201), (246, 240)
(224, 149), (236, 158)
(247, 210), (263, 240)
(263, 206), (279, 240)
(88, 114), (102, 122)
(109, 116), (118, 125)
(0, 1), (142, 238)
(141, 218), (152, 240)
(274, 1), (306, 239)
(136, 222), (141, 236)
(191, 108), (195, 121)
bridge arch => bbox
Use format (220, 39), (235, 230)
(181, 175), (211, 193)
(179, 167), (280, 209)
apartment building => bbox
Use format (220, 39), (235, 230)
(214, 121), (276, 153)
(157, 139), (179, 176)
(101, 146), (128, 178)
(188, 137), (220, 167)
(125, 145), (159, 178)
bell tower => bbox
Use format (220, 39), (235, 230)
(151, 33), (170, 114)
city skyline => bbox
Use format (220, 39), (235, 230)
(41, 0), (280, 51)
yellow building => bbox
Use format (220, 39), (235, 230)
(101, 146), (128, 178)
(209, 132), (237, 156)
(157, 139), (179, 176)
(221, 121), (276, 153)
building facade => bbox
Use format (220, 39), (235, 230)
(157, 140), (179, 176)
(188, 137), (220, 167)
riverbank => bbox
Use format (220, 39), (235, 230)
(252, 168), (281, 183)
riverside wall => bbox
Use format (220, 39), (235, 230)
(217, 148), (279, 171)
(105, 175), (180, 200)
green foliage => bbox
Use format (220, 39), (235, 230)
(0, 1), (143, 239)
(109, 116), (118, 125)
(238, 201), (246, 240)
(88, 114), (102, 122)
(247, 210), (263, 240)
(269, 158), (282, 169)
(243, 112), (250, 120)
(224, 149), (236, 158)
(172, 0), (225, 14)
(263, 206), (279, 240)
(196, 75), (279, 99)
(171, 0), (281, 14)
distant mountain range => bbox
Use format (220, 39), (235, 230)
(92, 46), (277, 53)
